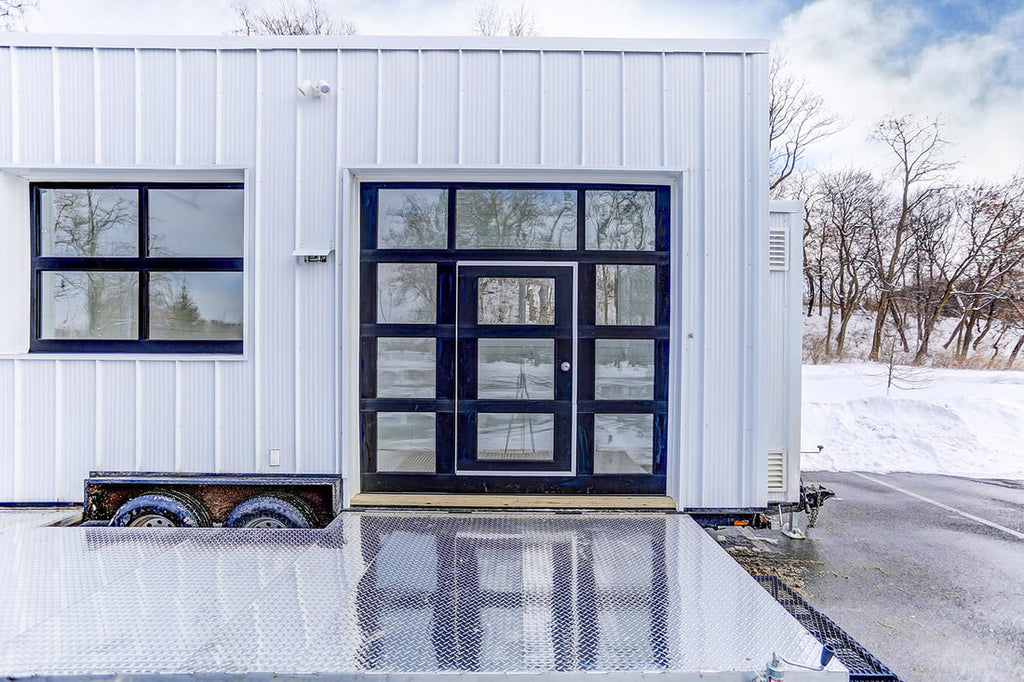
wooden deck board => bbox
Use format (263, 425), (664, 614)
(349, 493), (677, 510)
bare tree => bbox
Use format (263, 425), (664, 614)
(768, 52), (843, 195)
(471, 1), (539, 37)
(0, 0), (35, 30)
(232, 0), (358, 36)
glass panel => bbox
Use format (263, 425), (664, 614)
(456, 189), (577, 249)
(595, 339), (654, 400)
(149, 272), (243, 341)
(478, 338), (554, 399)
(477, 413), (554, 462)
(594, 414), (653, 474)
(377, 412), (436, 473)
(39, 271), (139, 339)
(148, 188), (244, 257)
(478, 277), (554, 325)
(377, 188), (448, 249)
(377, 263), (436, 324)
(595, 264), (655, 325)
(585, 189), (656, 251)
(38, 188), (138, 257)
(377, 337), (435, 398)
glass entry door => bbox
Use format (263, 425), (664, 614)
(456, 264), (575, 474)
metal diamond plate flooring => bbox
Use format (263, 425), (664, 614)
(0, 511), (847, 680)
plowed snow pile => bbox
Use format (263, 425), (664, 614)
(802, 364), (1024, 480)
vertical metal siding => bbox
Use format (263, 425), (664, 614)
(97, 49), (136, 165)
(137, 49), (176, 165)
(461, 50), (500, 165)
(540, 51), (582, 165)
(16, 362), (56, 498)
(379, 50), (418, 164)
(219, 50), (258, 167)
(137, 361), (176, 472)
(217, 361), (255, 473)
(338, 50), (378, 165)
(0, 48), (11, 162)
(419, 50), (459, 165)
(16, 48), (56, 164)
(582, 51), (623, 166)
(179, 50), (217, 166)
(177, 362), (216, 472)
(55, 48), (95, 165)
(501, 51), (541, 165)
(96, 361), (136, 472)
(0, 361), (14, 501)
(57, 360), (96, 500)
(623, 52), (663, 168)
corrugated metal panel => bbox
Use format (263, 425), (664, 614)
(219, 50), (257, 166)
(419, 50), (458, 165)
(217, 361), (255, 473)
(16, 362), (56, 500)
(501, 51), (540, 165)
(137, 49), (176, 164)
(623, 52), (662, 168)
(96, 49), (135, 164)
(540, 51), (581, 165)
(0, 362), (13, 501)
(379, 50), (418, 165)
(0, 48), (11, 163)
(137, 361), (176, 472)
(339, 49), (377, 165)
(177, 362), (217, 472)
(16, 48), (56, 164)
(582, 51), (622, 167)
(297, 50), (338, 247)
(702, 53), (745, 507)
(296, 265), (336, 474)
(96, 361), (136, 472)
(257, 50), (298, 473)
(179, 50), (217, 166)
(55, 48), (95, 164)
(461, 50), (500, 165)
(56, 360), (96, 501)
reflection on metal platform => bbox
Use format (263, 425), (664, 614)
(0, 512), (847, 680)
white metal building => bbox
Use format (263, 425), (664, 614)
(0, 34), (801, 512)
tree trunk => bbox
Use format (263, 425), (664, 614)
(1006, 335), (1024, 369)
(868, 294), (888, 361)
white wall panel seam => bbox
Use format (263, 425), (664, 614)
(174, 49), (182, 165)
(54, 361), (63, 500)
(133, 49), (141, 164)
(215, 49), (223, 165)
(133, 361), (141, 469)
(698, 51), (708, 507)
(95, 362), (103, 470)
(375, 48), (382, 164)
(10, 47), (18, 162)
(174, 360), (182, 471)
(92, 48), (101, 163)
(740, 54), (750, 502)
(538, 50), (544, 165)
(578, 50), (585, 165)
(660, 52), (666, 168)
(335, 47), (344, 475)
(214, 361), (222, 471)
(497, 49), (504, 164)
(457, 49), (463, 164)
(416, 49), (423, 164)
(51, 47), (60, 163)
(13, 360), (21, 497)
(253, 49), (263, 473)
(619, 51), (625, 166)
(294, 48), (303, 473)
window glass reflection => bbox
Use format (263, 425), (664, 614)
(148, 188), (244, 257)
(478, 339), (554, 400)
(377, 412), (436, 473)
(457, 189), (577, 249)
(585, 190), (656, 251)
(595, 265), (655, 326)
(594, 414), (653, 474)
(378, 337), (435, 398)
(40, 271), (139, 339)
(149, 271), (243, 341)
(38, 188), (138, 257)
(378, 189), (448, 249)
(595, 339), (654, 400)
(477, 413), (554, 462)
(377, 263), (436, 324)
(478, 277), (554, 325)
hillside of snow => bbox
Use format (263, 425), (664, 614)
(801, 363), (1024, 481)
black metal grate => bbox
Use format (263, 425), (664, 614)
(755, 575), (904, 682)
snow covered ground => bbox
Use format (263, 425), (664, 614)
(801, 363), (1024, 481)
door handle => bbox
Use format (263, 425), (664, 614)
(560, 361), (571, 372)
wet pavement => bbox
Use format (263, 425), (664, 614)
(717, 472), (1024, 682)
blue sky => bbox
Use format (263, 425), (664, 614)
(19, 0), (1024, 180)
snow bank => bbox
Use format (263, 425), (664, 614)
(801, 363), (1024, 480)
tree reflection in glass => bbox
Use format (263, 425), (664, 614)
(378, 189), (448, 249)
(39, 188), (138, 257)
(585, 190), (656, 251)
(478, 277), (554, 325)
(457, 189), (577, 249)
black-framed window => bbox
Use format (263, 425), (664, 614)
(30, 182), (244, 354)
(359, 182), (670, 495)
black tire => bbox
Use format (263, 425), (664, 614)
(110, 490), (212, 528)
(224, 492), (319, 529)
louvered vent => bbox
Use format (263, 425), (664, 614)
(767, 450), (787, 492)
(768, 227), (788, 271)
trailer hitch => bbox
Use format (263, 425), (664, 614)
(776, 480), (835, 539)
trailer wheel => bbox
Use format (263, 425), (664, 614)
(110, 490), (212, 528)
(224, 493), (318, 529)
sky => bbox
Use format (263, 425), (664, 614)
(16, 0), (1024, 182)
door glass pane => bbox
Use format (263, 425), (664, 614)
(377, 412), (436, 473)
(478, 338), (554, 399)
(377, 263), (436, 323)
(595, 264), (655, 325)
(595, 339), (654, 400)
(149, 271), (243, 340)
(377, 188), (448, 249)
(585, 189), (656, 251)
(40, 271), (139, 339)
(377, 338), (436, 398)
(148, 188), (244, 257)
(456, 189), (577, 249)
(38, 188), (139, 257)
(594, 414), (653, 474)
(477, 413), (554, 462)
(478, 277), (554, 325)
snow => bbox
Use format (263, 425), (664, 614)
(801, 363), (1024, 481)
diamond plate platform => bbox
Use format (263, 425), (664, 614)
(0, 511), (847, 680)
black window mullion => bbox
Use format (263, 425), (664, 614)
(139, 187), (147, 341)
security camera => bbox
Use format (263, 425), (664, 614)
(315, 80), (331, 97)
(297, 79), (316, 97)
(297, 79), (332, 98)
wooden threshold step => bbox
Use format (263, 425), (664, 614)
(349, 493), (676, 510)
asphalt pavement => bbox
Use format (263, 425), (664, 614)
(716, 471), (1024, 682)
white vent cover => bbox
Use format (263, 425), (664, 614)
(768, 227), (788, 271)
(767, 449), (787, 492)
